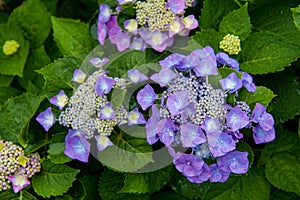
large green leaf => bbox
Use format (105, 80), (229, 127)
(293, 4), (300, 31)
(47, 142), (72, 164)
(77, 175), (101, 200)
(8, 0), (51, 48)
(0, 190), (37, 200)
(0, 75), (14, 87)
(265, 154), (300, 196)
(204, 168), (270, 200)
(199, 0), (238, 30)
(0, 93), (44, 146)
(97, 131), (154, 173)
(237, 86), (276, 108)
(150, 192), (186, 200)
(32, 160), (80, 198)
(271, 187), (300, 200)
(98, 169), (151, 200)
(119, 166), (174, 194)
(37, 56), (82, 98)
(0, 23), (30, 77)
(192, 29), (223, 52)
(239, 32), (300, 74)
(51, 16), (94, 56)
(0, 87), (22, 105)
(219, 3), (252, 41)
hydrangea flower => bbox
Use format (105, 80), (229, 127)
(136, 84), (157, 110)
(89, 57), (110, 68)
(50, 90), (68, 110)
(252, 103), (274, 131)
(173, 153), (205, 177)
(209, 163), (230, 182)
(64, 129), (91, 163)
(207, 131), (236, 157)
(98, 4), (112, 23)
(99, 103), (115, 120)
(167, 0), (186, 14)
(95, 135), (113, 151)
(216, 52), (239, 71)
(150, 66), (178, 87)
(7, 173), (30, 193)
(145, 105), (160, 145)
(166, 90), (190, 116)
(95, 75), (115, 96)
(218, 151), (249, 174)
(156, 118), (176, 146)
(226, 106), (250, 132)
(219, 72), (242, 93)
(159, 53), (192, 71)
(201, 116), (222, 134)
(242, 73), (256, 92)
(127, 69), (148, 83)
(253, 126), (275, 144)
(180, 123), (206, 147)
(187, 163), (211, 184)
(36, 107), (55, 132)
(72, 69), (86, 83)
(127, 108), (146, 125)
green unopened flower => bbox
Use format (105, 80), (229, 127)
(3, 40), (20, 56)
(219, 34), (241, 55)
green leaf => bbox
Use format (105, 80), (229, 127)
(0, 93), (44, 145)
(239, 32), (300, 74)
(32, 160), (80, 198)
(98, 169), (151, 200)
(47, 142), (72, 164)
(150, 192), (186, 200)
(0, 190), (37, 200)
(111, 88), (127, 109)
(0, 75), (14, 87)
(119, 166), (174, 194)
(41, 0), (59, 15)
(37, 56), (82, 98)
(8, 0), (51, 48)
(254, 68), (300, 123)
(192, 29), (223, 51)
(204, 168), (270, 200)
(271, 187), (300, 200)
(0, 23), (30, 77)
(237, 86), (276, 108)
(51, 16), (94, 56)
(97, 131), (154, 173)
(200, 0), (238, 30)
(236, 141), (254, 167)
(169, 171), (211, 199)
(78, 175), (101, 200)
(265, 154), (300, 196)
(0, 87), (22, 104)
(293, 4), (300, 31)
(219, 3), (252, 40)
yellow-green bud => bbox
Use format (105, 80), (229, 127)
(17, 155), (29, 167)
(3, 40), (20, 56)
(219, 34), (241, 55)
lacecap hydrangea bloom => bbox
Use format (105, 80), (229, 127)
(0, 140), (41, 193)
(136, 46), (275, 183)
(97, 0), (198, 52)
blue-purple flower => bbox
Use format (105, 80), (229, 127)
(219, 72), (242, 93)
(49, 90), (68, 110)
(150, 66), (177, 87)
(130, 37), (146, 51)
(226, 106), (250, 132)
(145, 105), (160, 144)
(159, 53), (192, 71)
(95, 135), (113, 151)
(207, 131), (236, 157)
(95, 75), (115, 96)
(201, 116), (222, 134)
(64, 129), (91, 163)
(127, 108), (146, 125)
(253, 126), (275, 144)
(7, 173), (30, 193)
(252, 103), (274, 131)
(218, 151), (249, 174)
(242, 73), (256, 92)
(173, 153), (205, 177)
(216, 52), (239, 71)
(166, 90), (190, 116)
(167, 0), (185, 14)
(89, 57), (110, 68)
(180, 123), (206, 147)
(156, 118), (176, 146)
(136, 84), (157, 110)
(99, 103), (115, 120)
(187, 163), (211, 184)
(98, 4), (112, 23)
(127, 68), (148, 83)
(72, 69), (86, 83)
(36, 107), (55, 132)
(209, 163), (230, 182)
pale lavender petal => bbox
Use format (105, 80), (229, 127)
(218, 151), (249, 174)
(143, 31), (169, 52)
(72, 69), (86, 83)
(180, 103), (196, 119)
(226, 106), (250, 132)
(97, 21), (108, 45)
(128, 107), (146, 125)
(130, 37), (146, 51)
(95, 135), (113, 151)
(166, 90), (190, 116)
(95, 75), (115, 96)
(117, 0), (135, 5)
(167, 0), (185, 14)
(112, 32), (131, 52)
(219, 72), (242, 93)
(242, 73), (256, 92)
(89, 57), (110, 68)
(258, 112), (274, 131)
(182, 15), (198, 30)
(98, 4), (112, 23)
(187, 163), (211, 183)
(36, 107), (55, 132)
(124, 19), (138, 34)
(207, 131), (236, 157)
(99, 103), (115, 120)
(156, 118), (176, 146)
(216, 52), (239, 71)
(136, 84), (157, 110)
(209, 163), (230, 182)
(253, 126), (275, 144)
(159, 53), (193, 72)
(173, 153), (205, 177)
(127, 68), (148, 83)
(150, 66), (177, 87)
(49, 90), (68, 110)
(201, 116), (222, 134)
(8, 174), (30, 193)
(180, 123), (206, 147)
(168, 17), (184, 37)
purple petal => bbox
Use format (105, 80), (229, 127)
(98, 4), (112, 23)
(216, 52), (239, 71)
(128, 107), (146, 125)
(130, 37), (146, 51)
(166, 90), (190, 116)
(168, 17), (184, 37)
(95, 75), (115, 96)
(36, 107), (55, 132)
(117, 0), (135, 4)
(201, 116), (222, 134)
(156, 118), (176, 146)
(159, 53), (193, 72)
(89, 57), (110, 68)
(150, 66), (177, 87)
(219, 72), (242, 93)
(136, 84), (158, 110)
(258, 112), (274, 131)
(218, 151), (249, 174)
(226, 106), (250, 132)
(145, 105), (160, 144)
(111, 32), (131, 52)
(187, 163), (211, 184)
(99, 103), (115, 120)
(173, 153), (205, 177)
(8, 174), (30, 193)
(72, 69), (86, 83)
(167, 0), (185, 14)
(64, 129), (90, 163)
(253, 125), (275, 144)
(180, 123), (206, 147)
(143, 31), (169, 52)
(252, 103), (266, 123)
(97, 21), (108, 45)
(49, 90), (68, 110)
(209, 163), (230, 182)
(242, 73), (256, 92)
(207, 131), (236, 157)
(182, 15), (198, 30)
(95, 135), (113, 151)
(127, 68), (148, 83)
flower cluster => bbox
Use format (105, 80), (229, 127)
(136, 46), (275, 183)
(0, 140), (41, 193)
(97, 0), (198, 52)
